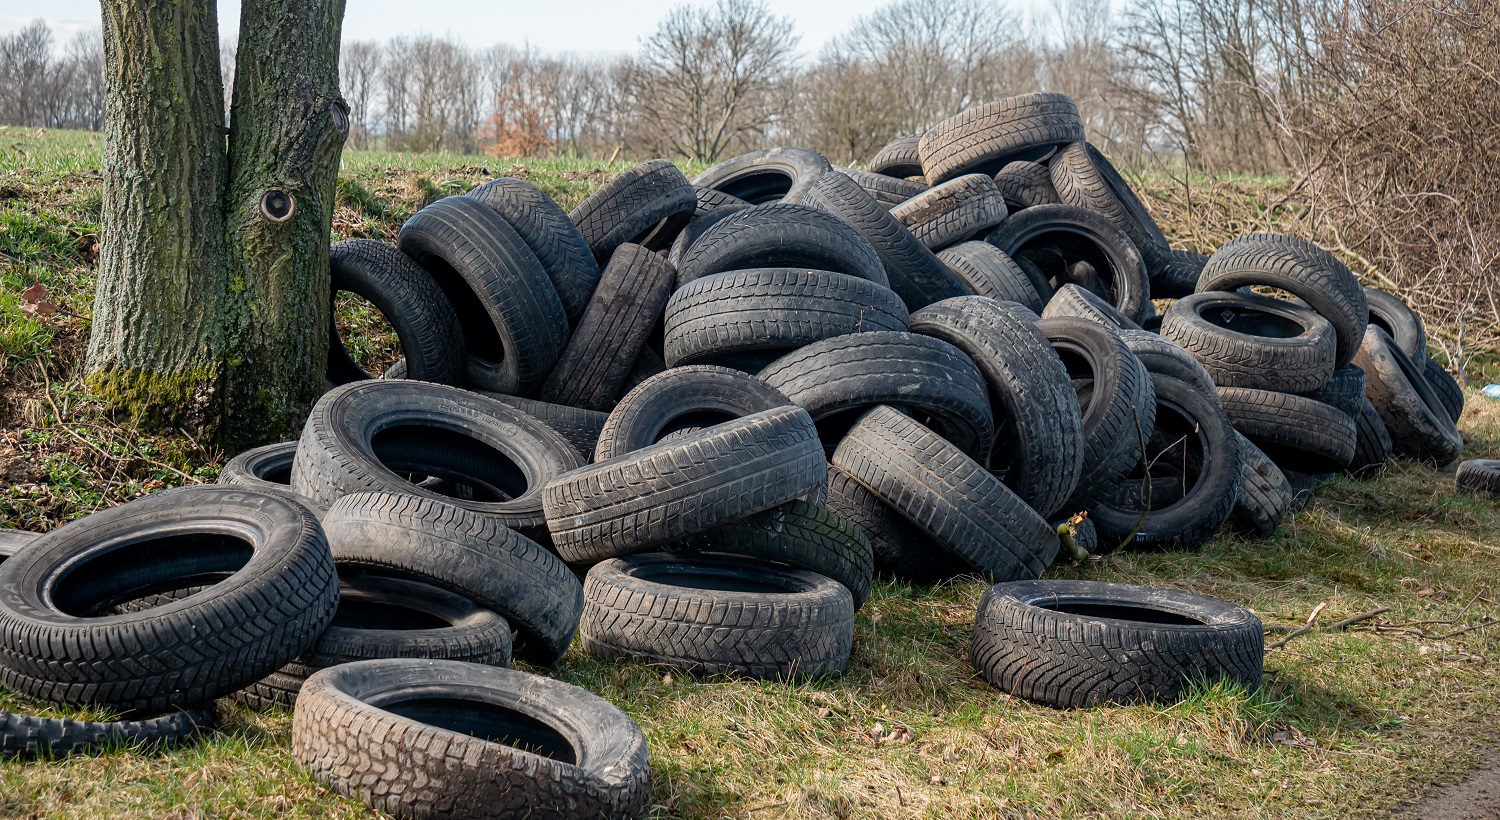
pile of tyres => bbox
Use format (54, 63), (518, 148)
(0, 91), (1469, 818)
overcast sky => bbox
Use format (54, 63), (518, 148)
(0, 0), (1050, 57)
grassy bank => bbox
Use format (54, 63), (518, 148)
(1, 127), (1497, 819)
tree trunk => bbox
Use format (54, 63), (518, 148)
(87, 0), (229, 427)
(220, 0), (348, 448)
(87, 0), (347, 449)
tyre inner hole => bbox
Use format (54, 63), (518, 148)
(715, 172), (793, 204)
(1051, 346), (1099, 415)
(381, 697), (577, 764)
(630, 564), (804, 595)
(52, 531), (254, 617)
(1036, 601), (1205, 626)
(1115, 401), (1208, 508)
(1202, 304), (1305, 339)
(418, 255), (506, 363)
(1015, 232), (1119, 306)
(331, 598), (451, 631)
(331, 290), (404, 380)
(655, 410), (740, 443)
(371, 425), (527, 502)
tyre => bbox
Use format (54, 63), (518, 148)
(890, 174), (1009, 251)
(1218, 386), (1357, 474)
(993, 160), (1061, 211)
(474, 393), (608, 461)
(1228, 431), (1293, 536)
(868, 135), (925, 180)
(670, 500), (874, 608)
(908, 297), (1084, 517)
(666, 201), (752, 269)
(1042, 282), (1140, 331)
(326, 239), (465, 386)
(1196, 234), (1368, 369)
(569, 159), (696, 261)
(580, 552), (854, 680)
(397, 196), (568, 394)
(1036, 318), (1158, 507)
(1049, 142), (1171, 264)
(596, 365), (792, 460)
(1117, 329), (1219, 405)
(1345, 395), (1394, 476)
(1352, 327), (1462, 465)
(918, 93), (1086, 183)
(987, 204), (1151, 324)
(1456, 459), (1500, 498)
(662, 269), (909, 368)
(0, 530), (36, 557)
(936, 241), (1045, 312)
(293, 659), (650, 820)
(220, 440), (297, 489)
(692, 185), (750, 214)
(242, 575), (514, 707)
(1364, 287), (1425, 362)
(466, 177), (601, 326)
(1161, 291), (1337, 392)
(322, 491), (582, 665)
(825, 466), (969, 583)
(674, 202), (887, 289)
(971, 580), (1263, 708)
(831, 406), (1059, 581)
(838, 166), (928, 207)
(1090, 374), (1243, 551)
(543, 406), (826, 564)
(1151, 248), (1209, 299)
(291, 380), (583, 537)
(1424, 356), (1465, 423)
(534, 244), (676, 411)
(691, 147), (832, 204)
(788, 169), (971, 310)
(0, 702), (216, 759)
(758, 331), (994, 458)
(0, 486), (337, 713)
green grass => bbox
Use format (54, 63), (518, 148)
(2, 127), (1500, 818)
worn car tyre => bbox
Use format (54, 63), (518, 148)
(936, 242), (1045, 312)
(0, 486), (337, 713)
(1353, 327), (1462, 465)
(580, 553), (854, 680)
(397, 196), (568, 394)
(789, 169), (971, 310)
(667, 201), (753, 268)
(1364, 287), (1426, 362)
(570, 159), (696, 260)
(326, 239), (465, 387)
(544, 406), (826, 564)
(534, 244), (676, 411)
(1151, 248), (1209, 299)
(692, 148), (832, 205)
(993, 160), (1061, 211)
(1197, 234), (1368, 369)
(293, 659), (649, 820)
(0, 702), (216, 759)
(868, 135), (925, 180)
(1091, 374), (1243, 551)
(1161, 291), (1337, 393)
(1049, 142), (1172, 264)
(919, 93), (1085, 183)
(839, 166), (928, 208)
(1042, 282), (1140, 331)
(825, 467), (969, 582)
(663, 269), (909, 368)
(1117, 329), (1219, 405)
(595, 365), (792, 460)
(908, 297), (1085, 517)
(1456, 460), (1500, 498)
(1218, 386), (1357, 474)
(987, 204), (1151, 324)
(476, 393), (608, 461)
(322, 491), (581, 665)
(466, 177), (601, 325)
(674, 202), (887, 289)
(1036, 318), (1158, 507)
(292, 380), (583, 537)
(890, 173), (1009, 251)
(1424, 356), (1465, 424)
(758, 331), (994, 458)
(971, 580), (1263, 708)
(220, 441), (297, 490)
(831, 406), (1060, 581)
(1228, 431), (1293, 536)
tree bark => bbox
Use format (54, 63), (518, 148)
(87, 0), (229, 426)
(87, 0), (347, 448)
(221, 0), (348, 448)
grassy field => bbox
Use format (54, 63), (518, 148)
(1, 126), (1498, 818)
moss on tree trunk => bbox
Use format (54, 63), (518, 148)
(87, 0), (348, 449)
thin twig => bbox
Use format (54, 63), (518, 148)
(1267, 601), (1328, 650)
(1325, 608), (1392, 632)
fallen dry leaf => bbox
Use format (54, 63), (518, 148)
(20, 282), (58, 316)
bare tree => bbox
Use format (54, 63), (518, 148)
(341, 40), (382, 148)
(623, 0), (799, 161)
